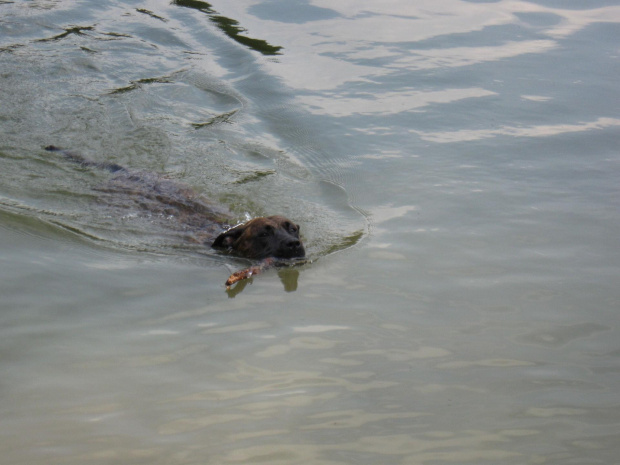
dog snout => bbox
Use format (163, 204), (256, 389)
(284, 238), (305, 258)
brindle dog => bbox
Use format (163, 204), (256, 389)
(212, 216), (304, 260)
(45, 146), (305, 286)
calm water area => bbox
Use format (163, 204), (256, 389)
(1, 0), (620, 463)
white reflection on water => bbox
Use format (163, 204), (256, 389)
(298, 88), (497, 117)
(540, 4), (620, 38)
(390, 40), (558, 71)
(521, 94), (552, 102)
(370, 204), (417, 224)
(411, 116), (620, 143)
(256, 336), (340, 357)
(238, 0), (620, 93)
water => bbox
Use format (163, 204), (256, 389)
(1, 0), (619, 463)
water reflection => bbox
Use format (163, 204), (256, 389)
(225, 266), (300, 297)
(518, 322), (610, 347)
(135, 8), (168, 22)
(36, 25), (95, 43)
(2, 0), (620, 463)
(249, 0), (340, 24)
(250, 0), (620, 107)
(298, 87), (498, 117)
(158, 347), (538, 462)
(173, 0), (283, 55)
(411, 117), (620, 143)
(219, 430), (530, 463)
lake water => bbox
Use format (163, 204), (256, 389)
(1, 0), (619, 463)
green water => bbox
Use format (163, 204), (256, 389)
(1, 0), (619, 463)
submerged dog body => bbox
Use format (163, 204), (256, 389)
(45, 146), (305, 263)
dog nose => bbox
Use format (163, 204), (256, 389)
(287, 240), (301, 248)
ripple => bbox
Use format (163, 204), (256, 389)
(518, 322), (610, 347)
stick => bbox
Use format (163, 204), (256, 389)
(225, 258), (275, 288)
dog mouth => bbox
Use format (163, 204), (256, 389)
(275, 241), (305, 259)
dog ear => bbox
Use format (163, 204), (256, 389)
(212, 224), (246, 249)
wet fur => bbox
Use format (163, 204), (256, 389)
(212, 216), (304, 260)
(45, 146), (305, 261)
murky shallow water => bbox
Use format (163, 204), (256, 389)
(1, 0), (620, 463)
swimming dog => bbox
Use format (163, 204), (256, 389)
(44, 146), (305, 284)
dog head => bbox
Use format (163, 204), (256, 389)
(212, 215), (305, 260)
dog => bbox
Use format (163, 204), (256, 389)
(44, 146), (305, 265)
(212, 215), (304, 260)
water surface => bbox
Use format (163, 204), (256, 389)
(1, 0), (619, 463)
